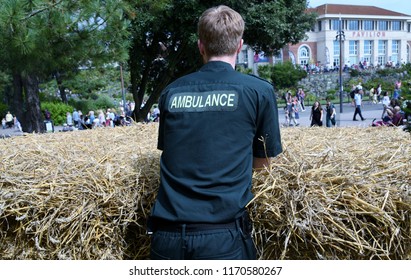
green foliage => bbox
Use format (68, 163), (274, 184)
(244, 0), (317, 54)
(41, 102), (74, 125)
(93, 95), (116, 111)
(256, 65), (273, 83)
(63, 66), (125, 99)
(0, 103), (9, 118)
(127, 0), (317, 120)
(326, 89), (337, 100)
(68, 94), (115, 115)
(350, 69), (360, 77)
(236, 66), (252, 75)
(39, 80), (61, 102)
(263, 61), (307, 90)
(305, 93), (316, 103)
(0, 70), (11, 101)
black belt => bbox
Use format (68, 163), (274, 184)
(147, 212), (251, 234)
(152, 219), (237, 232)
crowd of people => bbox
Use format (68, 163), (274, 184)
(60, 108), (134, 131)
(353, 80), (405, 127)
(282, 88), (337, 128)
(2, 103), (162, 134)
(281, 79), (407, 128)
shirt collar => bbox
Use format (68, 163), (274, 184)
(199, 61), (235, 72)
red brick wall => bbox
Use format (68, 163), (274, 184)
(286, 42), (318, 64)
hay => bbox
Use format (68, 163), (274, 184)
(0, 124), (410, 259)
(251, 127), (411, 260)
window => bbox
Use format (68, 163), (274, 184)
(378, 40), (387, 65)
(392, 21), (401, 31)
(378, 40), (387, 54)
(318, 20), (322, 32)
(378, 56), (386, 65)
(331, 19), (342, 31)
(378, 21), (388, 31)
(349, 41), (358, 64)
(348, 20), (359, 30)
(363, 20), (374, 30)
(333, 41), (340, 56)
(392, 40), (400, 64)
(364, 40), (373, 55)
(333, 58), (340, 67)
(299, 46), (310, 65)
(349, 41), (358, 55)
(273, 51), (283, 64)
(333, 41), (341, 67)
(392, 40), (399, 54)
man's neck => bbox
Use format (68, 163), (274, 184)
(206, 55), (237, 69)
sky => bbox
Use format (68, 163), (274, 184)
(308, 0), (411, 16)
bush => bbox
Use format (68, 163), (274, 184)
(68, 94), (115, 115)
(350, 69), (360, 77)
(41, 102), (74, 125)
(326, 89), (337, 100)
(258, 62), (307, 90)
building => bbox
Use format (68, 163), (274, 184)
(237, 4), (411, 71)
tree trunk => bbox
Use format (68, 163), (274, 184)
(23, 74), (44, 133)
(11, 73), (25, 125)
(55, 71), (68, 103)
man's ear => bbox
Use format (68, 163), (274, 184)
(198, 40), (205, 56)
(236, 39), (243, 54)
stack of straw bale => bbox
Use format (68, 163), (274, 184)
(0, 124), (410, 259)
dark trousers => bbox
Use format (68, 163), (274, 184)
(353, 105), (365, 120)
(149, 213), (256, 260)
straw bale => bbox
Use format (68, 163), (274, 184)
(0, 124), (410, 260)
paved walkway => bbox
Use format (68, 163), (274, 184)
(0, 102), (390, 138)
(282, 102), (385, 128)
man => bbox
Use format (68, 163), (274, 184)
(148, 5), (282, 260)
(72, 109), (80, 128)
(353, 89), (365, 121)
(325, 98), (336, 127)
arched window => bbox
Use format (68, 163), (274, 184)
(299, 46), (310, 66)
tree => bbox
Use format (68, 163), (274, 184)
(0, 0), (129, 132)
(126, 0), (317, 121)
(264, 61), (308, 90)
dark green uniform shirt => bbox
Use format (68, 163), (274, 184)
(152, 61), (282, 223)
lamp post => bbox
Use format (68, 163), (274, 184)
(335, 15), (345, 113)
(120, 65), (126, 116)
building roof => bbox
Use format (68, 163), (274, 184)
(311, 4), (410, 17)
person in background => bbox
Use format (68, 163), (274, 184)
(353, 89), (365, 121)
(44, 109), (51, 121)
(13, 115), (22, 132)
(310, 101), (323, 126)
(376, 84), (382, 103)
(297, 88), (305, 111)
(148, 5), (282, 260)
(72, 109), (80, 128)
(369, 86), (376, 104)
(5, 111), (13, 128)
(66, 112), (73, 127)
(325, 97), (336, 127)
(381, 91), (391, 119)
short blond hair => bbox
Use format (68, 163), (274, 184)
(198, 5), (244, 57)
